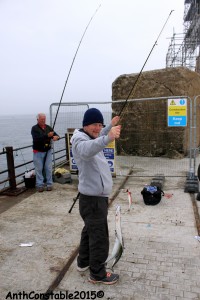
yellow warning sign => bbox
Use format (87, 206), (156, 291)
(168, 106), (187, 116)
(107, 140), (115, 148)
(170, 99), (176, 105)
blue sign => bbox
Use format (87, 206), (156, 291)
(168, 116), (187, 126)
(103, 148), (114, 159)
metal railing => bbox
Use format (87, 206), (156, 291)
(0, 136), (68, 195)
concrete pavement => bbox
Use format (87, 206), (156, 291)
(1, 173), (200, 300)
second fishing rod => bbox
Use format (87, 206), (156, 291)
(118, 10), (174, 118)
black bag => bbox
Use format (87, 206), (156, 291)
(141, 186), (164, 206)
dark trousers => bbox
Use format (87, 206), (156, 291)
(77, 193), (109, 280)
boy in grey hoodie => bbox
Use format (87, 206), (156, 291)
(71, 108), (121, 285)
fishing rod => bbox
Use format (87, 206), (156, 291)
(118, 10), (174, 117)
(42, 4), (102, 175)
(52, 3), (102, 129)
(68, 192), (80, 213)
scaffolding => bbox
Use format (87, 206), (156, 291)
(166, 0), (200, 72)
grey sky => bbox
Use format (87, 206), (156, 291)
(0, 0), (184, 115)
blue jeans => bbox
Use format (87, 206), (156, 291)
(33, 151), (52, 188)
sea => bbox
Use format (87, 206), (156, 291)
(0, 114), (38, 150)
(0, 114), (44, 189)
(0, 111), (112, 189)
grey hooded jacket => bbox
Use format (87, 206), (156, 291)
(70, 124), (113, 197)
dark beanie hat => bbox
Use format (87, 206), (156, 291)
(82, 108), (104, 127)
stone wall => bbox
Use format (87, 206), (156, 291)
(112, 67), (200, 157)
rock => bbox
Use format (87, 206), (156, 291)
(112, 67), (200, 157)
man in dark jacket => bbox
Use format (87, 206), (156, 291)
(31, 113), (59, 192)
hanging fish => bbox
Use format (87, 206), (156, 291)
(115, 205), (123, 245)
(126, 189), (133, 211)
(104, 205), (124, 270)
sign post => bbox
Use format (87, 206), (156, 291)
(168, 98), (187, 127)
(103, 140), (116, 176)
(67, 130), (78, 174)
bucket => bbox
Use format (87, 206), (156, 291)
(24, 176), (36, 188)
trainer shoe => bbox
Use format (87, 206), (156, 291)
(46, 186), (52, 191)
(77, 266), (89, 272)
(38, 187), (44, 192)
(88, 272), (119, 285)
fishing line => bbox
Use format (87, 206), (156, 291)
(19, 149), (28, 171)
(42, 3), (102, 173)
(52, 3), (102, 130)
(118, 10), (174, 119)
